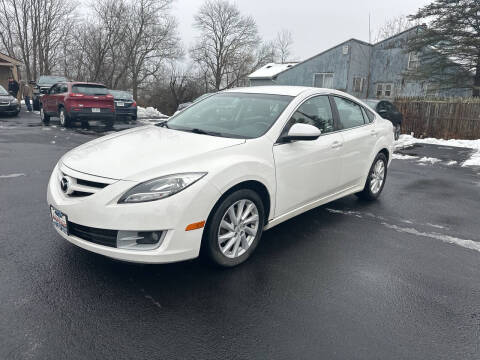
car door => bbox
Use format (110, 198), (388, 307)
(54, 83), (68, 111)
(44, 85), (57, 113)
(273, 95), (344, 216)
(332, 96), (376, 189)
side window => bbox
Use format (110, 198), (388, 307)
(333, 97), (366, 129)
(288, 96), (334, 134)
(59, 84), (68, 93)
(49, 85), (58, 94)
(361, 107), (374, 123)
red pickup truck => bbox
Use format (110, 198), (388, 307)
(40, 82), (115, 128)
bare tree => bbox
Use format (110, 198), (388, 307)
(0, 0), (76, 80)
(275, 29), (293, 63)
(374, 15), (420, 43)
(190, 0), (259, 91)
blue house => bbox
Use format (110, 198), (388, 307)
(248, 26), (471, 98)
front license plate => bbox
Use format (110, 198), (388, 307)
(116, 102), (124, 107)
(51, 206), (68, 235)
(92, 108), (100, 113)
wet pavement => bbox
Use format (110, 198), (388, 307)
(1, 109), (479, 359)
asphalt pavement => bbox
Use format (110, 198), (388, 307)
(1, 109), (479, 359)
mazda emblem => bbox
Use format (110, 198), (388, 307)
(60, 177), (69, 193)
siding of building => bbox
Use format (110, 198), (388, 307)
(249, 26), (472, 98)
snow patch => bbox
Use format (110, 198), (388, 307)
(137, 106), (168, 119)
(417, 156), (441, 164)
(392, 153), (418, 160)
(0, 173), (25, 178)
(396, 135), (480, 167)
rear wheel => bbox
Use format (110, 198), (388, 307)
(40, 106), (50, 124)
(59, 108), (71, 128)
(203, 189), (265, 267)
(105, 117), (114, 129)
(356, 152), (388, 201)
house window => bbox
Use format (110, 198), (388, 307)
(376, 83), (394, 98)
(353, 77), (366, 92)
(313, 73), (334, 88)
(408, 52), (420, 70)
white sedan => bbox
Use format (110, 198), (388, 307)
(47, 86), (394, 267)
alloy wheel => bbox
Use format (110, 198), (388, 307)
(370, 159), (385, 194)
(59, 110), (65, 126)
(217, 199), (259, 258)
(40, 108), (44, 120)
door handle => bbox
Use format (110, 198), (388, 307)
(331, 141), (343, 149)
(370, 129), (377, 136)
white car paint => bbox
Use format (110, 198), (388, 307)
(47, 86), (394, 264)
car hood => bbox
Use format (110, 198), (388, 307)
(61, 126), (245, 181)
(0, 95), (14, 102)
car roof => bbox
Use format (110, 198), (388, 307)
(224, 86), (360, 98)
(69, 82), (106, 86)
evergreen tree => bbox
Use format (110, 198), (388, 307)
(408, 0), (480, 96)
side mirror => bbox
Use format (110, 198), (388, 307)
(282, 123), (321, 142)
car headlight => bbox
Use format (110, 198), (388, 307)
(11, 99), (18, 104)
(118, 172), (207, 203)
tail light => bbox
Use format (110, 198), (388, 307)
(132, 101), (137, 107)
(70, 93), (84, 97)
(106, 94), (113, 99)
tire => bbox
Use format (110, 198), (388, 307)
(394, 124), (401, 140)
(105, 117), (114, 129)
(40, 106), (50, 124)
(33, 98), (40, 111)
(203, 189), (265, 267)
(356, 152), (388, 201)
(131, 115), (137, 122)
(59, 107), (71, 128)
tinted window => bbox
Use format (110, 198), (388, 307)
(333, 97), (366, 129)
(288, 96), (334, 134)
(72, 85), (109, 95)
(167, 92), (293, 139)
(37, 76), (68, 86)
(109, 90), (133, 100)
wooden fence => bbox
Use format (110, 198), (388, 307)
(393, 97), (480, 140)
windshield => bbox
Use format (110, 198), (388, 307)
(0, 85), (7, 95)
(37, 76), (67, 86)
(109, 90), (133, 100)
(72, 84), (109, 95)
(166, 92), (293, 139)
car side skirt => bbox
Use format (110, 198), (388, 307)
(264, 184), (364, 230)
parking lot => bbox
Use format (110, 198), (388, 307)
(1, 109), (479, 359)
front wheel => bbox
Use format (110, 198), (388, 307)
(40, 106), (50, 124)
(203, 189), (265, 267)
(356, 153), (388, 201)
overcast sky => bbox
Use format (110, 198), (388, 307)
(171, 0), (431, 61)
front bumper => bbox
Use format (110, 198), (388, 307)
(0, 104), (20, 114)
(115, 107), (137, 118)
(47, 164), (220, 263)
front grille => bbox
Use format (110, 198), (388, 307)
(0, 102), (9, 106)
(59, 171), (111, 197)
(68, 222), (118, 248)
(76, 178), (108, 189)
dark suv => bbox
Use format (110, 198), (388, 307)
(40, 82), (115, 127)
(365, 99), (403, 140)
(109, 90), (137, 121)
(32, 75), (68, 110)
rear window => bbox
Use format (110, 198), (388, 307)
(72, 85), (109, 95)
